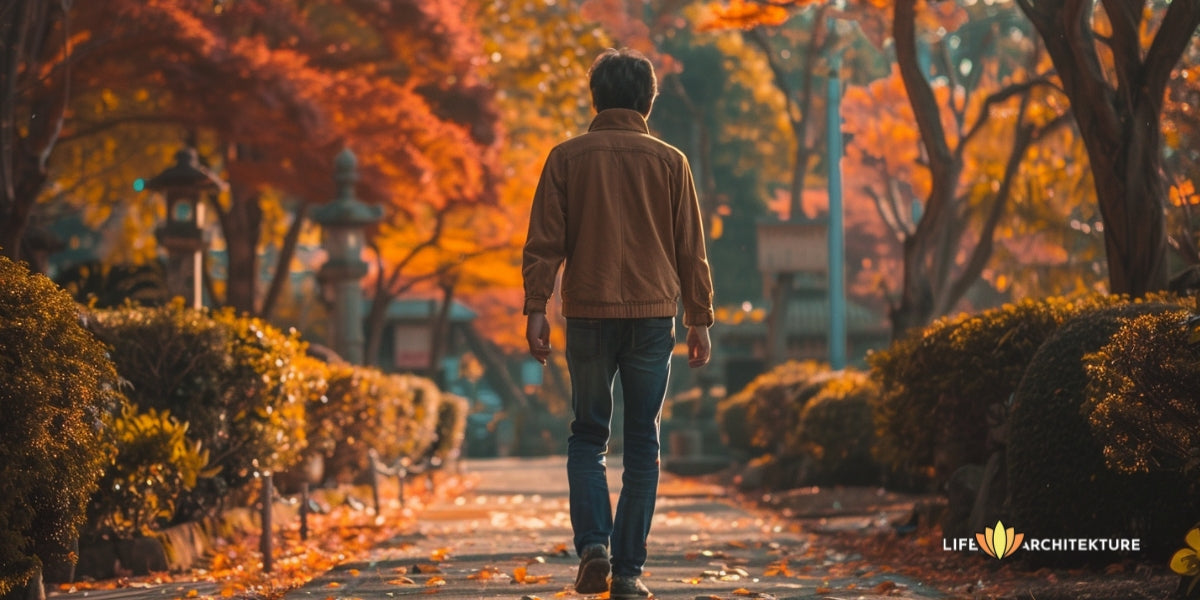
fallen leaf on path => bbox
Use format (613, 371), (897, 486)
(763, 560), (791, 577)
(430, 548), (453, 562)
(425, 576), (446, 587)
(468, 566), (504, 581)
(387, 577), (416, 585)
(348, 569), (361, 576)
(872, 580), (898, 593)
(413, 563), (443, 574)
(512, 565), (552, 584)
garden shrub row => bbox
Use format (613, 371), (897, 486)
(715, 362), (882, 488)
(0, 255), (466, 596)
(717, 291), (1200, 564)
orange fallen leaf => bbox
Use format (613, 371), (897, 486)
(872, 580), (898, 593)
(512, 565), (552, 584)
(764, 560), (791, 577)
(348, 569), (360, 576)
(425, 576), (447, 587)
(733, 588), (754, 596)
(468, 567), (503, 581)
(815, 587), (832, 594)
(387, 577), (417, 585)
(414, 563), (443, 574)
(186, 590), (199, 598)
(430, 547), (453, 562)
(325, 582), (341, 588)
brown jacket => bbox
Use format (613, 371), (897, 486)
(522, 109), (714, 327)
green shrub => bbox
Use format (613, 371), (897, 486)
(310, 367), (442, 482)
(88, 301), (309, 516)
(716, 360), (826, 458)
(431, 393), (469, 463)
(1007, 303), (1199, 563)
(84, 406), (214, 541)
(869, 294), (1145, 487)
(1084, 309), (1200, 475)
(0, 256), (121, 596)
(397, 374), (443, 463)
(795, 371), (881, 485)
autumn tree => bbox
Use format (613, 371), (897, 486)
(1015, 0), (1200, 296)
(8, 0), (500, 327)
(1, 0), (73, 267)
(707, 0), (1075, 336)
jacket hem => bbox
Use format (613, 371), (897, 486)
(563, 301), (678, 320)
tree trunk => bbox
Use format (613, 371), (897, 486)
(219, 188), (263, 314)
(889, 0), (962, 338)
(364, 275), (391, 367)
(1013, 0), (1197, 296)
(427, 279), (456, 383)
(259, 201), (309, 320)
(0, 158), (45, 263)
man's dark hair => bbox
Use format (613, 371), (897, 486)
(588, 48), (657, 116)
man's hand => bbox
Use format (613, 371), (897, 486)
(526, 312), (552, 365)
(686, 325), (711, 368)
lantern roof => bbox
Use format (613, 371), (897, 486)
(146, 148), (226, 192)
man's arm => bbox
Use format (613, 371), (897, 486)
(522, 151), (567, 362)
(672, 156), (714, 327)
(673, 155), (714, 368)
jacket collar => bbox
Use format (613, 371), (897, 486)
(588, 108), (649, 134)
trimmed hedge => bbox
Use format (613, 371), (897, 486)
(869, 295), (1150, 488)
(716, 360), (827, 458)
(310, 367), (448, 483)
(0, 256), (122, 596)
(1084, 309), (1200, 475)
(795, 371), (881, 485)
(87, 301), (309, 517)
(716, 362), (880, 489)
(1007, 303), (1199, 563)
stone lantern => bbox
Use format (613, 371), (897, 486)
(148, 147), (225, 309)
(312, 148), (382, 365)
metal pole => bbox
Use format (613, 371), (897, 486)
(261, 474), (274, 573)
(826, 33), (847, 370)
(299, 483), (310, 541)
(368, 453), (381, 514)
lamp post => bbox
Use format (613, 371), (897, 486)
(826, 18), (849, 370)
(312, 148), (382, 365)
(148, 148), (225, 309)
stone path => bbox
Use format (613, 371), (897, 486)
(281, 456), (943, 600)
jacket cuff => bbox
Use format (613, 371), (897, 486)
(524, 298), (548, 315)
(685, 310), (714, 328)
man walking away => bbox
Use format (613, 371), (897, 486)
(522, 47), (715, 599)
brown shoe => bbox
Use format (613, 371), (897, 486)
(573, 544), (610, 594)
(610, 575), (652, 599)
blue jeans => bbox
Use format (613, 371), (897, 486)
(565, 316), (674, 578)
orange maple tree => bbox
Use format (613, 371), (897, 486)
(706, 0), (1075, 337)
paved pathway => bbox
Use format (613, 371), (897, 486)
(283, 456), (942, 600)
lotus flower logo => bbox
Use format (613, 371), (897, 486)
(977, 520), (1024, 559)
